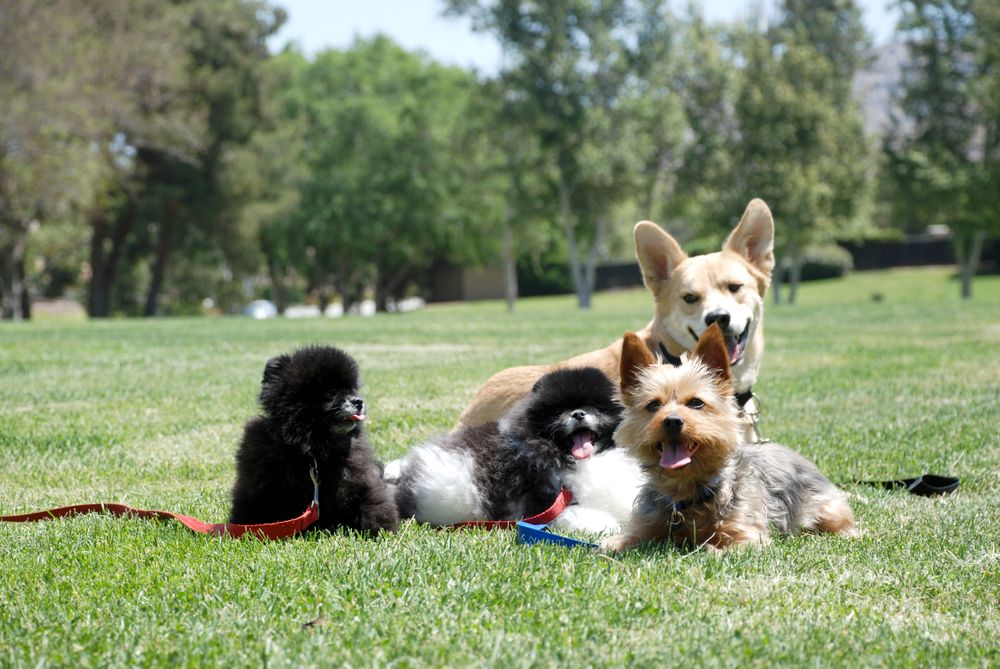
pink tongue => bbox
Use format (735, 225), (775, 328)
(570, 431), (594, 460)
(730, 341), (742, 363)
(659, 442), (691, 470)
(351, 414), (366, 421)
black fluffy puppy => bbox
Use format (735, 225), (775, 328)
(229, 346), (398, 537)
(387, 367), (642, 532)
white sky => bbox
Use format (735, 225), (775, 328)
(268, 0), (899, 72)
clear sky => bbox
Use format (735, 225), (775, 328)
(268, 0), (899, 72)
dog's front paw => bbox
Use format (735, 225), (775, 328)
(551, 507), (621, 535)
(599, 533), (637, 553)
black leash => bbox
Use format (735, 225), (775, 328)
(857, 474), (959, 497)
(655, 340), (957, 498)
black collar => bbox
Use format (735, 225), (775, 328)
(657, 343), (683, 367)
(671, 480), (718, 513)
(659, 341), (753, 408)
(735, 389), (754, 408)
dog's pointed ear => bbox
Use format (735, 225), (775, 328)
(723, 199), (775, 278)
(620, 332), (657, 394)
(262, 354), (290, 387)
(634, 221), (687, 295)
(693, 323), (732, 386)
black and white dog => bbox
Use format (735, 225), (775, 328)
(386, 367), (644, 534)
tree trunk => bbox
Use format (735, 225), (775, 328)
(502, 204), (518, 313)
(0, 226), (28, 321)
(557, 176), (589, 309)
(336, 267), (366, 315)
(787, 259), (803, 305)
(316, 284), (332, 313)
(375, 261), (412, 313)
(772, 259), (783, 305)
(88, 199), (135, 318)
(583, 216), (609, 301)
(143, 200), (178, 317)
(956, 230), (985, 299)
(266, 256), (287, 314)
(16, 247), (30, 319)
(336, 279), (355, 315)
(88, 208), (110, 317)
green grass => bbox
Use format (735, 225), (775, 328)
(1, 267), (998, 668)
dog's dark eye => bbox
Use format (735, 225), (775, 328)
(728, 283), (741, 293)
(645, 399), (662, 413)
(682, 293), (699, 304)
(686, 397), (705, 409)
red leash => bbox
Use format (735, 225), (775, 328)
(0, 502), (318, 540)
(1, 482), (572, 538)
(1, 463), (322, 540)
(450, 487), (573, 529)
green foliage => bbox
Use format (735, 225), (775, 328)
(5, 0), (996, 318)
(1, 268), (999, 666)
(52, 0), (286, 318)
(667, 9), (741, 237)
(793, 243), (855, 281)
(885, 0), (999, 297)
(729, 1), (873, 303)
(448, 0), (687, 309)
(0, 0), (113, 318)
(271, 37), (482, 309)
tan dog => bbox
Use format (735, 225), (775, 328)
(455, 199), (775, 433)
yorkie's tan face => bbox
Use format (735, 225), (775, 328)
(615, 325), (742, 486)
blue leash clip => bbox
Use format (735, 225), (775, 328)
(516, 521), (598, 549)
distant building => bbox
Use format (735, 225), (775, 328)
(429, 264), (506, 302)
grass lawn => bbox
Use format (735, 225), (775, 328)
(1, 267), (998, 667)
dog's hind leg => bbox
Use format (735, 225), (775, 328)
(383, 458), (403, 483)
(811, 492), (858, 538)
(395, 443), (485, 525)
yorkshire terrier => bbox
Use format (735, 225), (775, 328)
(601, 324), (856, 552)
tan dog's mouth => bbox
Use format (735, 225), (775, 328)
(688, 322), (750, 365)
(656, 440), (699, 470)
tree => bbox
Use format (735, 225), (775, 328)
(139, 0), (285, 317)
(886, 0), (999, 298)
(730, 0), (872, 304)
(84, 1), (204, 318)
(0, 0), (110, 319)
(263, 37), (482, 311)
(222, 50), (311, 314)
(448, 0), (667, 309)
(665, 7), (739, 241)
(450, 75), (550, 312)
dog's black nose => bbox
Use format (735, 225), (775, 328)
(351, 398), (364, 413)
(704, 310), (731, 330)
(662, 415), (684, 435)
(571, 410), (586, 421)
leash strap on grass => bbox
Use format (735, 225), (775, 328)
(0, 501), (320, 540)
(450, 487), (573, 530)
(857, 473), (959, 496)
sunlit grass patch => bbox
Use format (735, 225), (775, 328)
(1, 268), (998, 667)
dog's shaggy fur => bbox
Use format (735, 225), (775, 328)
(229, 346), (398, 537)
(387, 368), (644, 533)
(601, 326), (856, 552)
(455, 199), (776, 434)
